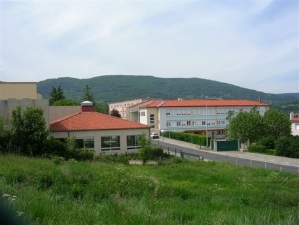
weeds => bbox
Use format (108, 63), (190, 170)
(0, 154), (298, 225)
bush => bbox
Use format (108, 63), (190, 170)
(44, 137), (67, 157)
(258, 136), (275, 149)
(248, 144), (266, 153)
(71, 149), (94, 161)
(275, 136), (299, 158)
(162, 131), (210, 146)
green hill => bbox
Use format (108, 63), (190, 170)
(37, 75), (297, 104)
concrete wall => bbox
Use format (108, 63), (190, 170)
(0, 82), (41, 100)
(0, 99), (49, 125)
(50, 128), (150, 155)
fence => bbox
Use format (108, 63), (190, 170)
(154, 142), (299, 174)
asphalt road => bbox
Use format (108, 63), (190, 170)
(152, 138), (299, 174)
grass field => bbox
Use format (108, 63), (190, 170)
(0, 155), (298, 225)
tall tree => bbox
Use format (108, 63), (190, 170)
(49, 85), (65, 105)
(10, 106), (49, 155)
(263, 109), (291, 139)
(227, 108), (265, 145)
(82, 85), (94, 103)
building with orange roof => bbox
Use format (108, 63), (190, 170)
(129, 98), (269, 139)
(50, 101), (151, 155)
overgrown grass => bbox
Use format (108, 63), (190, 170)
(0, 154), (298, 225)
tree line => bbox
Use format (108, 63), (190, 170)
(226, 108), (299, 158)
(49, 85), (122, 117)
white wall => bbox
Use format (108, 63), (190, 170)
(291, 122), (299, 136)
(51, 128), (150, 155)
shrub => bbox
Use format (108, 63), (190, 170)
(162, 131), (209, 146)
(275, 136), (299, 158)
(248, 144), (266, 153)
(44, 137), (67, 157)
(71, 149), (94, 161)
(258, 136), (275, 149)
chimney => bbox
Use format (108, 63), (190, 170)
(81, 101), (95, 112)
(258, 97), (262, 103)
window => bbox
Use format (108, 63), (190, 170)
(101, 136), (120, 151)
(76, 137), (94, 149)
(187, 121), (191, 126)
(166, 112), (170, 115)
(127, 135), (141, 150)
(177, 121), (181, 126)
(166, 121), (171, 127)
(150, 114), (155, 124)
(202, 121), (206, 125)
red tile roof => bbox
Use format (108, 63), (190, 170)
(50, 112), (150, 132)
(145, 100), (269, 108)
(292, 118), (299, 122)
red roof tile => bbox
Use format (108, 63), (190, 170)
(145, 100), (268, 108)
(50, 112), (150, 132)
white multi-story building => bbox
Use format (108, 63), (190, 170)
(129, 99), (269, 139)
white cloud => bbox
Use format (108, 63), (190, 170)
(0, 0), (298, 94)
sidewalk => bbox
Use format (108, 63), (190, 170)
(157, 137), (299, 168)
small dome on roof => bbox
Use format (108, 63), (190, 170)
(81, 101), (93, 106)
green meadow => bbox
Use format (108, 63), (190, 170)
(0, 155), (298, 225)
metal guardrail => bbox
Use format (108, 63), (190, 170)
(153, 142), (299, 174)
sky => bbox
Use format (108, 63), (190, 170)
(0, 0), (298, 94)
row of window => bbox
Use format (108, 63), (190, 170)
(166, 120), (227, 127)
(76, 135), (141, 151)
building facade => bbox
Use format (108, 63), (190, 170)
(50, 103), (151, 155)
(290, 112), (299, 136)
(0, 82), (48, 124)
(0, 82), (42, 100)
(131, 99), (269, 139)
(109, 99), (144, 118)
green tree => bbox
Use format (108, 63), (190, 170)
(227, 108), (265, 145)
(96, 102), (109, 114)
(49, 86), (65, 105)
(82, 85), (94, 103)
(10, 106), (26, 154)
(110, 109), (122, 118)
(52, 99), (80, 106)
(11, 106), (49, 155)
(0, 116), (11, 153)
(263, 109), (291, 139)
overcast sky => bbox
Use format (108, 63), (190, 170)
(0, 0), (298, 94)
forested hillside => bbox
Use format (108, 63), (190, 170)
(37, 75), (298, 106)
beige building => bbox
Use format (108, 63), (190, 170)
(109, 99), (144, 118)
(0, 82), (42, 100)
(0, 82), (48, 124)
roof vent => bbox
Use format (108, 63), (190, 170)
(81, 101), (93, 106)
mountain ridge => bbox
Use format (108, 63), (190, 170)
(37, 75), (298, 104)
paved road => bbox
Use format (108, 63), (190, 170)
(152, 137), (299, 174)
